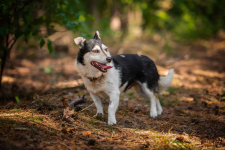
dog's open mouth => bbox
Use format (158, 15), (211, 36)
(91, 61), (113, 72)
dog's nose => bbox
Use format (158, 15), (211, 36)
(106, 57), (112, 63)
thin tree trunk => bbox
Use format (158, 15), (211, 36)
(0, 35), (9, 91)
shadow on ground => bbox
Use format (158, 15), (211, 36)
(0, 38), (225, 149)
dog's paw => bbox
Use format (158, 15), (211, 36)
(150, 111), (158, 118)
(108, 120), (117, 125)
(157, 108), (163, 115)
(108, 117), (117, 125)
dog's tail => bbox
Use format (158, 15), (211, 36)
(158, 69), (174, 91)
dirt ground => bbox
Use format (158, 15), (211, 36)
(0, 36), (225, 150)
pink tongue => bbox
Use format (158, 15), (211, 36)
(101, 65), (113, 69)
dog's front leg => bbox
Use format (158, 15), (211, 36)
(108, 91), (120, 125)
(90, 93), (104, 116)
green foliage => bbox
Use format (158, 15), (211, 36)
(92, 0), (225, 39)
(0, 0), (93, 88)
(47, 40), (53, 54)
(44, 67), (52, 74)
(142, 0), (225, 39)
(0, 0), (92, 51)
(15, 96), (20, 103)
(39, 39), (45, 48)
(222, 96), (225, 101)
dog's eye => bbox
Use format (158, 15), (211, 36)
(93, 50), (99, 53)
(105, 48), (108, 52)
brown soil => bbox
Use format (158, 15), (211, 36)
(0, 37), (225, 149)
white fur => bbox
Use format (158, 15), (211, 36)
(102, 44), (108, 50)
(133, 82), (163, 117)
(74, 37), (86, 48)
(156, 98), (163, 115)
(95, 31), (101, 39)
(74, 39), (173, 124)
(137, 54), (141, 57)
(76, 55), (173, 124)
(76, 56), (121, 125)
(90, 93), (104, 115)
(159, 69), (174, 91)
(141, 83), (157, 118)
(92, 45), (101, 51)
(75, 44), (112, 79)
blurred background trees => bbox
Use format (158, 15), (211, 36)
(1, 0), (225, 91)
(0, 0), (92, 89)
(89, 0), (225, 39)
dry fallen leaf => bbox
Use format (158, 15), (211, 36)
(82, 131), (92, 136)
(61, 127), (68, 134)
(176, 136), (185, 143)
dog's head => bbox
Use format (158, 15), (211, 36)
(74, 31), (113, 73)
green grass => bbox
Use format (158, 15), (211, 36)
(89, 120), (100, 125)
(145, 99), (150, 103)
(46, 131), (56, 136)
(127, 92), (135, 97)
(26, 116), (43, 122)
(167, 87), (180, 95)
(10, 109), (21, 112)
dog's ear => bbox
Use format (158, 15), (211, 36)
(93, 31), (101, 40)
(74, 37), (86, 48)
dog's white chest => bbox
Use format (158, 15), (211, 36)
(82, 77), (108, 94)
(75, 59), (121, 98)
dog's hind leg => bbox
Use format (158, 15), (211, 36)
(141, 83), (158, 118)
(134, 84), (162, 117)
(133, 85), (148, 99)
(156, 97), (163, 115)
(90, 93), (104, 116)
(108, 91), (120, 125)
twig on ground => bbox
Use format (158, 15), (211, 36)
(62, 85), (85, 90)
(79, 100), (98, 113)
(31, 89), (62, 107)
(69, 95), (87, 109)
(32, 127), (41, 135)
(46, 89), (62, 102)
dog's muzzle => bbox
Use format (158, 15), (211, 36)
(91, 61), (113, 73)
(106, 57), (112, 63)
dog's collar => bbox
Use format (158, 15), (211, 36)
(85, 74), (104, 82)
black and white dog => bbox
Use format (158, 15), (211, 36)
(74, 31), (174, 125)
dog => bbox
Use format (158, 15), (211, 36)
(74, 31), (174, 125)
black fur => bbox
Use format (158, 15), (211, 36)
(93, 32), (100, 39)
(77, 39), (104, 65)
(112, 54), (160, 92)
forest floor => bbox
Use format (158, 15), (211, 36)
(0, 37), (225, 150)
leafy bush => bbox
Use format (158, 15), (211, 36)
(0, 0), (93, 89)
